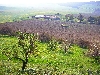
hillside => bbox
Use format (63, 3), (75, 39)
(58, 1), (100, 13)
(0, 32), (100, 75)
(0, 19), (100, 45)
(0, 1), (100, 23)
(0, 2), (100, 74)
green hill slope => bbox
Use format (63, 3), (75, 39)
(0, 35), (100, 75)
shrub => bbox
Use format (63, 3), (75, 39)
(47, 39), (58, 51)
(3, 31), (38, 71)
(39, 33), (51, 43)
(0, 26), (15, 36)
(78, 39), (90, 49)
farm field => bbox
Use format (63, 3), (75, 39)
(0, 1), (100, 75)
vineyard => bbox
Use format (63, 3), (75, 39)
(0, 19), (100, 74)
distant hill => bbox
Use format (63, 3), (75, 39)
(0, 1), (100, 14)
(58, 1), (100, 13)
(58, 1), (100, 8)
(0, 6), (18, 11)
(0, 6), (7, 10)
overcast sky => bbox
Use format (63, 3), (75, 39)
(0, 0), (99, 7)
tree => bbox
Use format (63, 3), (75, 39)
(62, 40), (71, 53)
(96, 16), (100, 25)
(65, 14), (70, 22)
(69, 14), (74, 20)
(78, 13), (84, 23)
(88, 16), (96, 24)
(55, 13), (61, 16)
(3, 31), (38, 71)
(65, 14), (74, 22)
(47, 39), (58, 51)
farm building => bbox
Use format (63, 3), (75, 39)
(29, 15), (60, 20)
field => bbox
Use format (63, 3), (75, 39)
(0, 19), (100, 74)
(0, 35), (100, 75)
(0, 2), (100, 75)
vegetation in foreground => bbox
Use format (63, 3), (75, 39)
(0, 33), (100, 75)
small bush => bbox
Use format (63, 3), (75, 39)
(0, 26), (15, 36)
(39, 33), (51, 43)
(78, 39), (90, 49)
(47, 39), (58, 51)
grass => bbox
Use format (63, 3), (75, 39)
(0, 35), (100, 75)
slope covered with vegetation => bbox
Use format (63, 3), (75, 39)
(0, 2), (100, 74)
(0, 33), (100, 75)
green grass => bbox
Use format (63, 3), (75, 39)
(0, 35), (100, 75)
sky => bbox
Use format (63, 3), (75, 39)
(0, 0), (99, 7)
